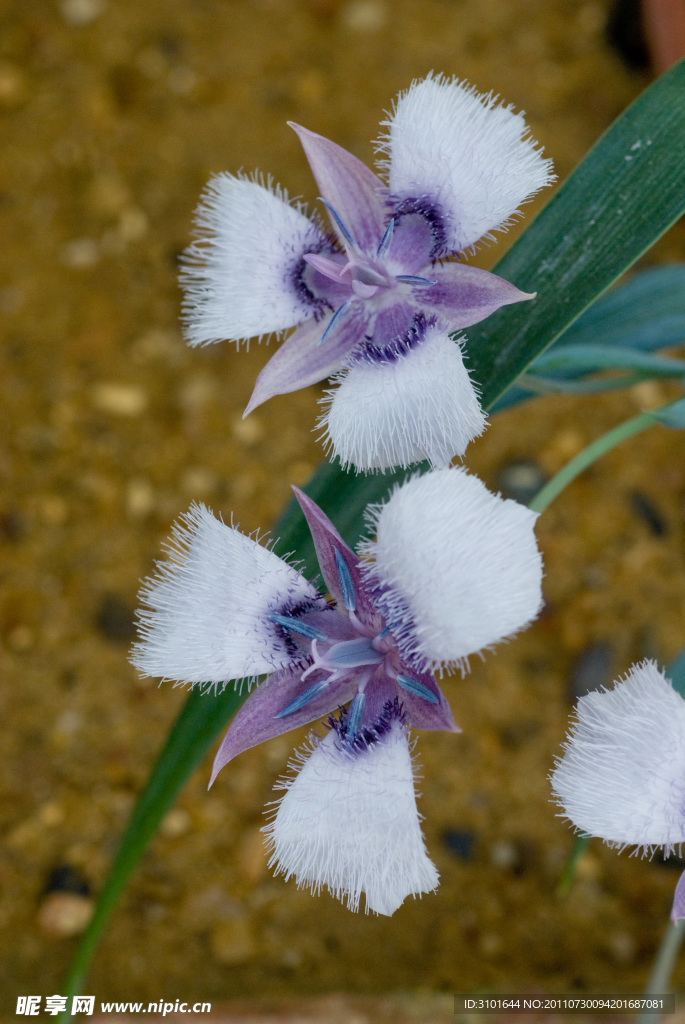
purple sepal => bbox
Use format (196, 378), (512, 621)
(244, 303), (369, 415)
(417, 263), (535, 330)
(671, 870), (685, 922)
(210, 664), (359, 785)
(289, 123), (387, 255)
(292, 487), (379, 626)
(396, 666), (460, 732)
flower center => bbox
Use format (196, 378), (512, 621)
(303, 205), (434, 305)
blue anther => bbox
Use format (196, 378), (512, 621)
(276, 680), (328, 718)
(376, 217), (395, 258)
(269, 613), (328, 642)
(320, 199), (357, 250)
(395, 274), (435, 287)
(346, 691), (366, 740)
(377, 625), (391, 639)
(319, 300), (350, 345)
(396, 675), (439, 704)
(334, 547), (356, 612)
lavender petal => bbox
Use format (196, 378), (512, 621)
(244, 302), (370, 415)
(289, 123), (387, 255)
(209, 665), (359, 784)
(416, 262), (535, 330)
(292, 487), (379, 626)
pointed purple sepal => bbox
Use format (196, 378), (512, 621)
(289, 123), (387, 255)
(394, 665), (460, 733)
(244, 303), (369, 415)
(292, 487), (379, 625)
(209, 663), (359, 785)
(671, 870), (685, 922)
(417, 262), (535, 330)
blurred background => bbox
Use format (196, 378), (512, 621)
(1, 0), (685, 1010)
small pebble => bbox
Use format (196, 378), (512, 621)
(92, 382), (148, 417)
(340, 0), (387, 31)
(39, 865), (93, 937)
(630, 490), (667, 536)
(567, 640), (614, 702)
(441, 828), (476, 861)
(495, 458), (547, 505)
(126, 477), (155, 518)
(95, 593), (136, 643)
(38, 893), (94, 937)
(60, 0), (106, 25)
(60, 238), (100, 269)
(606, 0), (649, 70)
(44, 864), (90, 896)
(159, 808), (192, 838)
(489, 838), (537, 875)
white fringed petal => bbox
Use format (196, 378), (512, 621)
(360, 467), (543, 672)
(319, 325), (487, 471)
(265, 721), (439, 915)
(551, 661), (685, 856)
(132, 503), (321, 687)
(180, 173), (326, 346)
(379, 73), (555, 253)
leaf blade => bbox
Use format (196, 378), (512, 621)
(466, 58), (685, 410)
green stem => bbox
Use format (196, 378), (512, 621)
(556, 834), (590, 897)
(638, 919), (685, 1024)
(57, 685), (243, 1019)
(528, 411), (655, 514)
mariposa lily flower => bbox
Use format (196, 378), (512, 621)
(550, 660), (685, 922)
(132, 467), (544, 914)
(181, 73), (555, 472)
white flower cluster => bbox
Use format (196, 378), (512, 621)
(133, 73), (558, 916)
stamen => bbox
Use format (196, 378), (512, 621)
(346, 691), (366, 740)
(396, 675), (439, 704)
(319, 301), (350, 345)
(276, 679), (328, 718)
(395, 274), (436, 286)
(325, 636), (384, 669)
(376, 217), (395, 258)
(320, 199), (357, 250)
(334, 547), (356, 611)
(269, 613), (328, 642)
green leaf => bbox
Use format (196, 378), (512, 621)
(60, 686), (244, 1008)
(62, 60), (685, 1002)
(494, 265), (685, 411)
(551, 264), (685, 353)
(469, 58), (685, 411)
(668, 648), (685, 698)
(648, 397), (685, 428)
(532, 344), (685, 377)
